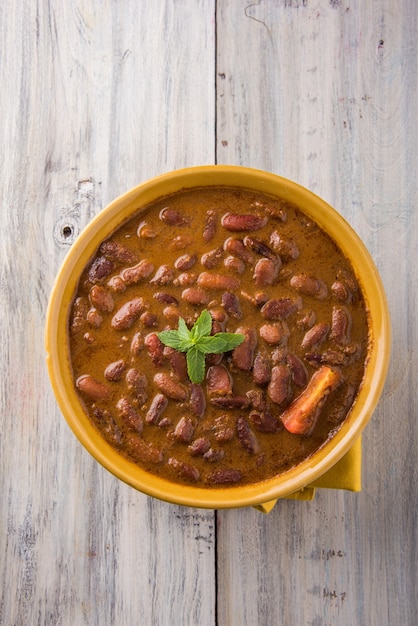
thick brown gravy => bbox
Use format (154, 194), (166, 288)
(69, 186), (369, 487)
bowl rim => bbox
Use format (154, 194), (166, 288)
(45, 165), (391, 508)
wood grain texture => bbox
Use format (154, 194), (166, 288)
(216, 1), (417, 625)
(1, 0), (417, 625)
(0, 2), (216, 625)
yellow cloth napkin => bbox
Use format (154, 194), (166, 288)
(253, 437), (362, 513)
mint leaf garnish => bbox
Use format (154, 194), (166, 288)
(186, 345), (205, 383)
(157, 309), (245, 383)
(197, 334), (244, 354)
(177, 317), (191, 342)
(190, 309), (212, 340)
(157, 329), (187, 351)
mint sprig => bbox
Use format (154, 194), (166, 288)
(157, 309), (245, 384)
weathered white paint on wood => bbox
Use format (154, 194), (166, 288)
(216, 2), (417, 626)
(0, 2), (216, 626)
(0, 1), (416, 625)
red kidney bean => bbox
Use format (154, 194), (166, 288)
(252, 352), (271, 386)
(140, 311), (158, 327)
(232, 327), (257, 371)
(259, 322), (289, 346)
(290, 273), (329, 300)
(325, 346), (355, 366)
(210, 395), (250, 409)
(104, 359), (126, 381)
(107, 275), (126, 292)
(89, 285), (114, 313)
(203, 447), (225, 462)
(145, 393), (168, 424)
(170, 234), (193, 250)
(223, 237), (254, 263)
(286, 352), (308, 387)
(130, 332), (143, 356)
(127, 435), (163, 464)
(224, 255), (245, 274)
(243, 236), (276, 260)
(167, 457), (200, 482)
(201, 247), (223, 269)
(144, 332), (165, 366)
(153, 373), (188, 401)
(331, 280), (352, 303)
(211, 414), (235, 442)
(70, 297), (88, 333)
(221, 213), (268, 232)
(100, 241), (137, 264)
(126, 368), (148, 402)
(188, 437), (211, 456)
(162, 305), (180, 324)
(76, 375), (110, 400)
(159, 207), (189, 226)
(197, 271), (240, 291)
(173, 416), (196, 443)
(271, 346), (288, 365)
(92, 408), (122, 443)
(137, 221), (157, 239)
(149, 265), (175, 286)
(207, 469), (242, 484)
(246, 388), (267, 411)
(116, 397), (143, 432)
(263, 203), (288, 222)
(121, 260), (154, 285)
(158, 417), (172, 428)
(249, 408), (282, 434)
(190, 383), (206, 418)
(206, 365), (233, 396)
(88, 256), (115, 283)
(181, 286), (210, 305)
(330, 306), (352, 345)
(209, 307), (227, 324)
(87, 308), (102, 328)
(221, 291), (242, 319)
(261, 296), (302, 320)
(327, 383), (356, 425)
(111, 298), (146, 330)
(173, 272), (197, 287)
(268, 364), (291, 405)
(203, 210), (217, 242)
(336, 269), (358, 293)
(301, 322), (329, 349)
(153, 292), (178, 306)
(208, 351), (222, 368)
(237, 417), (260, 454)
(163, 346), (188, 381)
(308, 344), (361, 368)
(174, 253), (197, 271)
(253, 257), (280, 286)
(269, 231), (300, 261)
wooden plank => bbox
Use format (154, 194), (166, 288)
(216, 1), (417, 625)
(0, 2), (217, 625)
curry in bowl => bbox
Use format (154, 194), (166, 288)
(68, 184), (369, 488)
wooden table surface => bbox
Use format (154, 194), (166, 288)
(1, 2), (416, 625)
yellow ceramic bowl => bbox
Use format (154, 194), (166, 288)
(45, 166), (391, 509)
